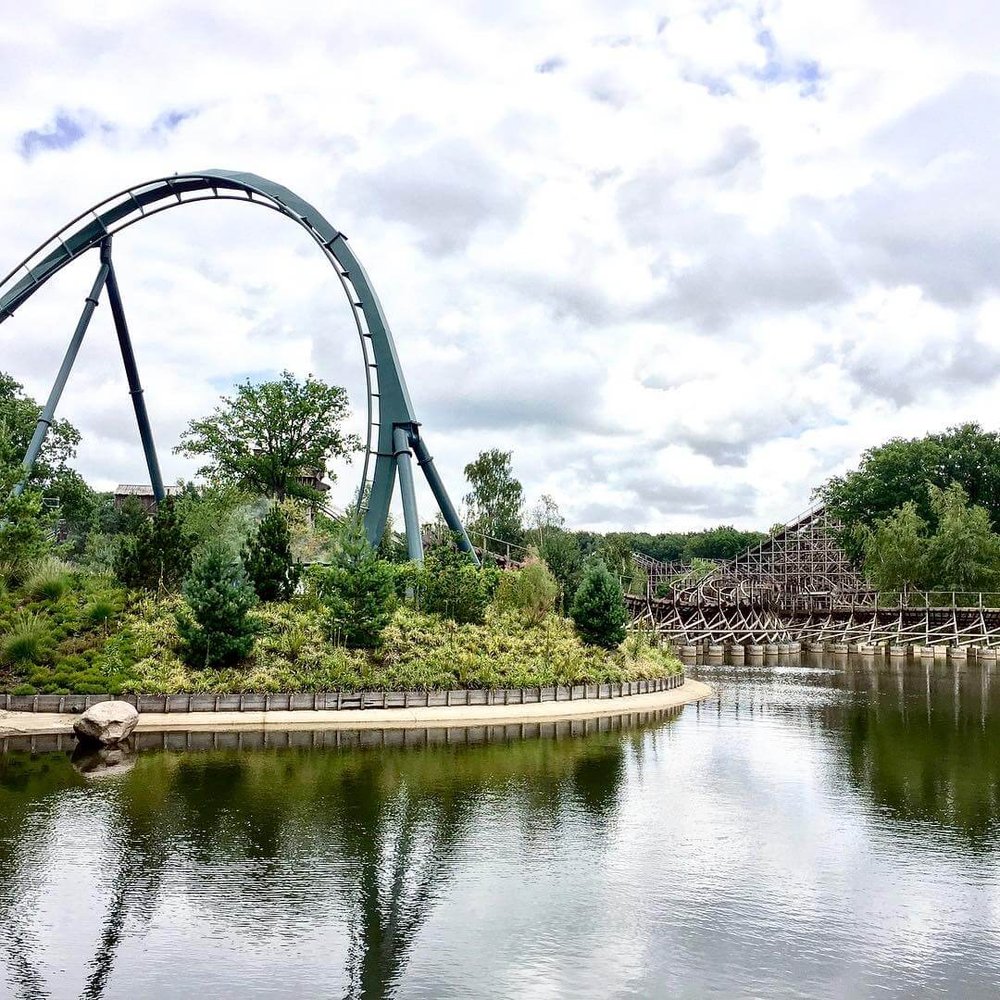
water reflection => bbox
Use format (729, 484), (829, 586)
(5, 670), (1000, 998)
(0, 713), (665, 1000)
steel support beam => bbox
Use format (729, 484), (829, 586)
(14, 257), (110, 495)
(101, 239), (165, 502)
(410, 432), (479, 565)
(393, 425), (424, 563)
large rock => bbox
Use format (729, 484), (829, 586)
(73, 701), (139, 746)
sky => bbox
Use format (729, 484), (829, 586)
(0, 0), (998, 533)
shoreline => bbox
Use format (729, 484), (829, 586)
(0, 679), (711, 737)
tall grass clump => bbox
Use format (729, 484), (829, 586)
(2, 610), (50, 665)
(24, 558), (72, 601)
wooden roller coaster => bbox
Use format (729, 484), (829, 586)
(629, 506), (1000, 649)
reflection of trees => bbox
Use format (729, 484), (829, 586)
(0, 752), (84, 1000)
(833, 663), (1000, 847)
(0, 718), (661, 1000)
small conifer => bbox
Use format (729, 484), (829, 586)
(242, 505), (302, 602)
(178, 542), (258, 667)
(311, 519), (395, 648)
(570, 556), (628, 649)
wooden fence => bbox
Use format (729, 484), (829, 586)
(0, 706), (684, 755)
(0, 674), (684, 715)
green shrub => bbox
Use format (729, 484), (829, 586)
(24, 557), (72, 601)
(570, 557), (628, 649)
(310, 519), (395, 648)
(84, 596), (118, 629)
(421, 545), (490, 624)
(494, 558), (560, 623)
(242, 505), (302, 602)
(2, 610), (50, 665)
(177, 543), (258, 667)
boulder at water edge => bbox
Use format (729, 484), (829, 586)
(73, 701), (139, 746)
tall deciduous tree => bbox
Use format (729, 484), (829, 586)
(528, 493), (564, 545)
(860, 501), (929, 593)
(925, 483), (1000, 592)
(0, 372), (81, 487)
(175, 370), (361, 502)
(463, 449), (524, 545)
(818, 423), (1000, 558)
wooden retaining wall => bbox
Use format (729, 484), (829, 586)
(1, 707), (682, 755)
(0, 673), (683, 715)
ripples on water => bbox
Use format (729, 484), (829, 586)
(3, 661), (1000, 999)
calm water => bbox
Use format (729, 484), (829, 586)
(3, 661), (1000, 999)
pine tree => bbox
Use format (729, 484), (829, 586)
(311, 519), (395, 648)
(242, 505), (302, 602)
(114, 497), (193, 593)
(570, 556), (627, 649)
(178, 543), (258, 667)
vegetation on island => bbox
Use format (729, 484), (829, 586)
(0, 370), (679, 697)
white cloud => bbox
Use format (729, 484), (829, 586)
(1, 0), (999, 531)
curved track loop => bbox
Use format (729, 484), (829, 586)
(0, 169), (415, 543)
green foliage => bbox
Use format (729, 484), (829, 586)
(600, 525), (768, 563)
(494, 558), (560, 624)
(174, 370), (361, 502)
(242, 505), (302, 602)
(24, 558), (71, 601)
(1, 611), (50, 665)
(0, 485), (51, 579)
(114, 498), (194, 593)
(178, 543), (258, 668)
(925, 483), (1000, 592)
(570, 557), (628, 649)
(0, 371), (81, 488)
(857, 485), (1000, 593)
(538, 529), (583, 608)
(173, 482), (259, 554)
(308, 519), (395, 648)
(463, 448), (524, 545)
(860, 502), (929, 592)
(421, 543), (491, 624)
(819, 423), (1000, 558)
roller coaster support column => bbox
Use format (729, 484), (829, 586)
(101, 239), (165, 503)
(14, 255), (110, 496)
(392, 425), (424, 564)
(410, 433), (480, 566)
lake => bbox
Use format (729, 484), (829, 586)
(3, 659), (1000, 998)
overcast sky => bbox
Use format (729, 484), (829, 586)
(1, 1), (998, 532)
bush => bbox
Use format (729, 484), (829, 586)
(242, 504), (302, 601)
(2, 610), (50, 665)
(494, 558), (560, 623)
(570, 557), (628, 649)
(310, 519), (395, 648)
(177, 543), (258, 667)
(421, 544), (491, 624)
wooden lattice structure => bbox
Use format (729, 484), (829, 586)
(631, 506), (1000, 648)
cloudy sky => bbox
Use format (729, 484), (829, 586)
(1, 0), (998, 532)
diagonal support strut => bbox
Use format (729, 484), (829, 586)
(14, 255), (110, 496)
(101, 238), (165, 502)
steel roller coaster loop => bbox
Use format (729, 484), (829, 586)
(0, 169), (478, 564)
